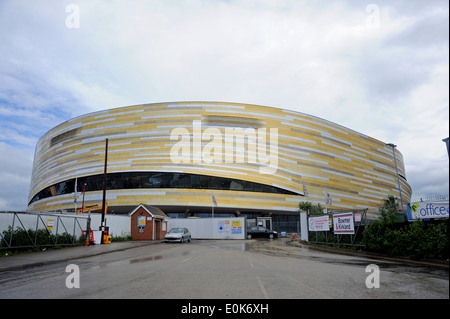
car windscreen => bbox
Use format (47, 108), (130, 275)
(169, 228), (184, 233)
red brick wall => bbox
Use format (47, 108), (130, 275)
(130, 207), (154, 240)
(130, 207), (168, 240)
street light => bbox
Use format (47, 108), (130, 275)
(386, 143), (404, 211)
(443, 137), (449, 157)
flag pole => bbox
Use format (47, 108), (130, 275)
(211, 191), (218, 218)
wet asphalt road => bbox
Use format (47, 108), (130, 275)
(0, 238), (448, 299)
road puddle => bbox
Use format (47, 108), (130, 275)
(129, 255), (164, 264)
(129, 251), (190, 264)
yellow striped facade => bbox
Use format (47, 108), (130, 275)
(28, 101), (411, 219)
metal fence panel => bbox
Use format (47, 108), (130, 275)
(0, 211), (89, 250)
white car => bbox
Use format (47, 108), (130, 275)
(165, 228), (192, 243)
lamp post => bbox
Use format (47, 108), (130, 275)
(386, 143), (404, 211)
(443, 137), (449, 157)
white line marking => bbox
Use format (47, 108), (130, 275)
(256, 276), (270, 299)
(248, 256), (254, 268)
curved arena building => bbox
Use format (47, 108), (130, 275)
(28, 101), (411, 221)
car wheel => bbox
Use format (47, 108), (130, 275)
(269, 234), (274, 239)
(247, 234), (252, 239)
(181, 237), (184, 243)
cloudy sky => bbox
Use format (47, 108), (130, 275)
(0, 0), (448, 210)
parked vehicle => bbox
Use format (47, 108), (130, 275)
(246, 226), (278, 239)
(165, 228), (192, 243)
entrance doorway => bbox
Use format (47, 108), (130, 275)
(247, 217), (272, 230)
(155, 220), (160, 240)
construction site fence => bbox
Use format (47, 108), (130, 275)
(0, 211), (89, 250)
(307, 209), (368, 248)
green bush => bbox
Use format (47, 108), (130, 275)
(404, 220), (449, 260)
(1, 226), (80, 249)
(363, 196), (449, 260)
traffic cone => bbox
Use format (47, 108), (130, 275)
(84, 230), (93, 246)
(84, 230), (90, 246)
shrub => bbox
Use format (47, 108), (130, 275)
(1, 226), (79, 249)
(363, 196), (449, 260)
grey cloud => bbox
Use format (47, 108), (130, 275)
(0, 0), (448, 210)
(407, 158), (449, 198)
(0, 143), (33, 210)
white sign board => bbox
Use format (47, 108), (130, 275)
(308, 215), (329, 231)
(333, 213), (354, 234)
(47, 219), (55, 230)
(407, 200), (449, 220)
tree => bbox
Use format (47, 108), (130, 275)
(298, 201), (312, 215)
(298, 201), (324, 216)
(363, 195), (401, 254)
(378, 195), (400, 226)
(310, 203), (324, 216)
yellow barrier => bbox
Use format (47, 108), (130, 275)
(103, 235), (112, 244)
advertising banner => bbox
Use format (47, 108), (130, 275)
(308, 215), (329, 231)
(407, 200), (449, 221)
(333, 212), (354, 234)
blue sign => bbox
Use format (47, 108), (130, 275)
(407, 201), (449, 221)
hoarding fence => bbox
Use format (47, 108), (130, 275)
(307, 209), (368, 248)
